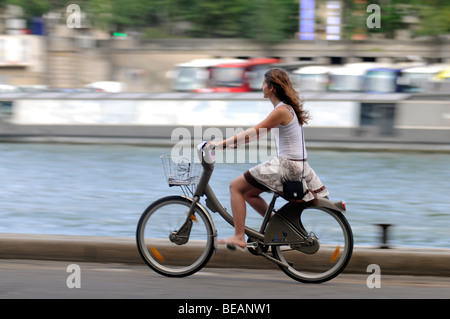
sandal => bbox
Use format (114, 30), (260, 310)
(225, 242), (247, 252)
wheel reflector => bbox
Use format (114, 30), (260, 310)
(186, 211), (198, 222)
(330, 245), (340, 263)
(150, 246), (165, 262)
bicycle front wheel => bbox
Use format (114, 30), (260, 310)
(136, 196), (215, 277)
(272, 206), (353, 283)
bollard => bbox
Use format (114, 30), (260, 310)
(375, 223), (393, 249)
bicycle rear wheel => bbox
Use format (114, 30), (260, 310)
(272, 206), (353, 283)
(136, 196), (215, 277)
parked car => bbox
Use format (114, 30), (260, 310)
(328, 63), (387, 92)
(398, 64), (448, 92)
(0, 84), (20, 93)
(85, 81), (125, 93)
(170, 58), (245, 92)
(291, 65), (335, 91)
(363, 67), (406, 93)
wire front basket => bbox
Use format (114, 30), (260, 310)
(161, 155), (201, 193)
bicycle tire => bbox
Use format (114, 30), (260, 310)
(136, 196), (215, 277)
(272, 206), (353, 283)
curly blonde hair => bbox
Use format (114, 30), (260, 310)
(264, 68), (309, 125)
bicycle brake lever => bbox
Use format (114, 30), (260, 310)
(198, 141), (208, 151)
(197, 141), (215, 164)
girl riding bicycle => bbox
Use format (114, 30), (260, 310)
(208, 68), (329, 250)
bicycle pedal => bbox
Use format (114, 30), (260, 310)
(246, 242), (258, 249)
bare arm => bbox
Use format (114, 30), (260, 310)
(210, 105), (291, 149)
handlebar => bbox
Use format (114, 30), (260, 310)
(197, 141), (215, 165)
(194, 141), (215, 197)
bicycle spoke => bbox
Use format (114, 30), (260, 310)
(273, 206), (353, 283)
(136, 196), (214, 277)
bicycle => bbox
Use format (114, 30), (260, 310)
(136, 142), (353, 283)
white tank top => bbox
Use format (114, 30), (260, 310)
(274, 102), (307, 160)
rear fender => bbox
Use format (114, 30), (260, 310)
(316, 198), (346, 213)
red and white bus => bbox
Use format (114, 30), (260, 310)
(195, 58), (280, 93)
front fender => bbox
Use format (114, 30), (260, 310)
(180, 195), (218, 237)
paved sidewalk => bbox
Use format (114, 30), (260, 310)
(0, 233), (449, 276)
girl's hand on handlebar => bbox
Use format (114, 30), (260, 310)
(206, 140), (222, 150)
(207, 140), (237, 150)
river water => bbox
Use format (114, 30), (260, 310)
(1, 142), (449, 248)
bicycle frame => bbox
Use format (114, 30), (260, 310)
(139, 142), (353, 281)
(203, 183), (270, 242)
(191, 144), (270, 241)
(179, 143), (347, 250)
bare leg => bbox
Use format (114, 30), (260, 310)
(217, 175), (266, 249)
(244, 188), (268, 217)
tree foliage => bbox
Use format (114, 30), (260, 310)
(3, 0), (450, 42)
(3, 0), (299, 43)
(412, 0), (450, 37)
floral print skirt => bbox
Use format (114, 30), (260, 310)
(247, 156), (329, 202)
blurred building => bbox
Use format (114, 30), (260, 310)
(299, 0), (343, 41)
(0, 5), (45, 87)
(0, 2), (449, 92)
(0, 34), (45, 86)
